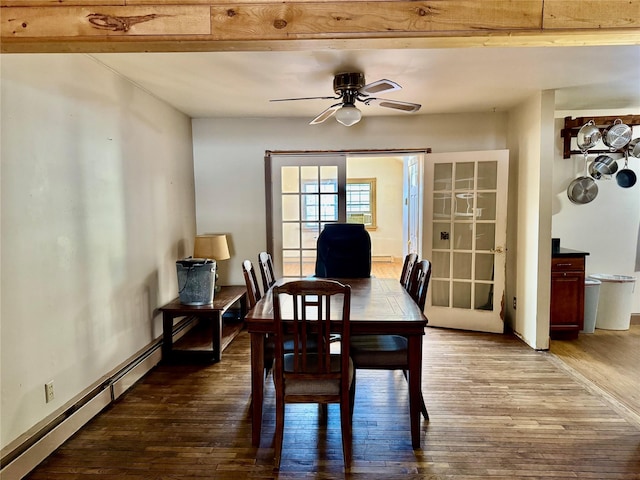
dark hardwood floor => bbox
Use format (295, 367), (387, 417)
(25, 323), (640, 479)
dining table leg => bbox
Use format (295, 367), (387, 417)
(408, 334), (423, 448)
(250, 332), (265, 446)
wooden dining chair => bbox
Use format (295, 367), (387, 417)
(407, 259), (432, 311)
(258, 251), (276, 293)
(272, 279), (354, 471)
(400, 253), (418, 290)
(242, 260), (262, 309)
(350, 259), (432, 421)
(243, 259), (277, 381)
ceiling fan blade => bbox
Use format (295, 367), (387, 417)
(359, 79), (401, 96)
(364, 98), (421, 113)
(309, 103), (343, 125)
(270, 95), (338, 102)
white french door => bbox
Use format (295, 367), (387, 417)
(425, 150), (509, 333)
(268, 154), (347, 277)
(405, 155), (423, 256)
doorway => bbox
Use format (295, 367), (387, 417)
(265, 149), (427, 279)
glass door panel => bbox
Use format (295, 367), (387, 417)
(434, 163), (453, 191)
(281, 195), (300, 222)
(452, 282), (471, 309)
(475, 283), (494, 310)
(475, 223), (495, 251)
(432, 280), (450, 307)
(281, 166), (300, 193)
(475, 253), (495, 281)
(453, 223), (473, 250)
(477, 161), (498, 189)
(476, 192), (497, 220)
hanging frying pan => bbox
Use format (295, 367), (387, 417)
(616, 150), (637, 188)
(568, 153), (598, 204)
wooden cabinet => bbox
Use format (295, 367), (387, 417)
(550, 253), (586, 339)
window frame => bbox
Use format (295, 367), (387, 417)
(300, 177), (377, 231)
(347, 177), (377, 230)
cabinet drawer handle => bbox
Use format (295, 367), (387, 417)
(556, 263), (573, 266)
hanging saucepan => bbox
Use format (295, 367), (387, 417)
(590, 154), (618, 178)
(576, 120), (602, 152)
(568, 154), (598, 204)
(628, 138), (640, 159)
(616, 150), (637, 188)
(588, 161), (603, 180)
(602, 119), (632, 152)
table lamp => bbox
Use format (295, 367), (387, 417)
(194, 234), (231, 292)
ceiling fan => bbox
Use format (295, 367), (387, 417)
(269, 72), (422, 126)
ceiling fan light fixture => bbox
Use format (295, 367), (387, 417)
(335, 104), (362, 126)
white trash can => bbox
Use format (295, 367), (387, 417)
(591, 274), (636, 331)
(582, 278), (601, 334)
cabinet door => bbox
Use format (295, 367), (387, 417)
(550, 272), (584, 329)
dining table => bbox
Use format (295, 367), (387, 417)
(244, 276), (429, 448)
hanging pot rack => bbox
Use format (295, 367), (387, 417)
(561, 115), (640, 159)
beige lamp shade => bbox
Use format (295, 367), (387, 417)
(194, 234), (230, 260)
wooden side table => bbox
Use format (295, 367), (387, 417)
(160, 285), (247, 362)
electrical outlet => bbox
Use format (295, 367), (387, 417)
(513, 297), (517, 310)
(45, 381), (55, 403)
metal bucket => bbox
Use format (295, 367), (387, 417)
(176, 258), (216, 305)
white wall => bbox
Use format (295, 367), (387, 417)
(347, 155), (404, 259)
(506, 91), (556, 350)
(1, 55), (196, 449)
(192, 113), (508, 287)
(552, 116), (640, 313)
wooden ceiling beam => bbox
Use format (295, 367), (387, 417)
(2, 0), (639, 53)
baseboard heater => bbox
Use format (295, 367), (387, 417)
(372, 255), (394, 263)
(0, 316), (196, 480)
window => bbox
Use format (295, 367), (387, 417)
(346, 178), (377, 229)
(302, 178), (377, 229)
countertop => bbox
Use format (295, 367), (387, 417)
(552, 247), (590, 257)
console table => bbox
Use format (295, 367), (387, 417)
(160, 285), (247, 363)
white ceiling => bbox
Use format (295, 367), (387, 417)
(92, 45), (640, 122)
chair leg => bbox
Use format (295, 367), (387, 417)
(274, 398), (285, 469)
(419, 392), (429, 421)
(340, 398), (352, 471)
(403, 370), (429, 420)
(349, 369), (356, 420)
(319, 403), (328, 424)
